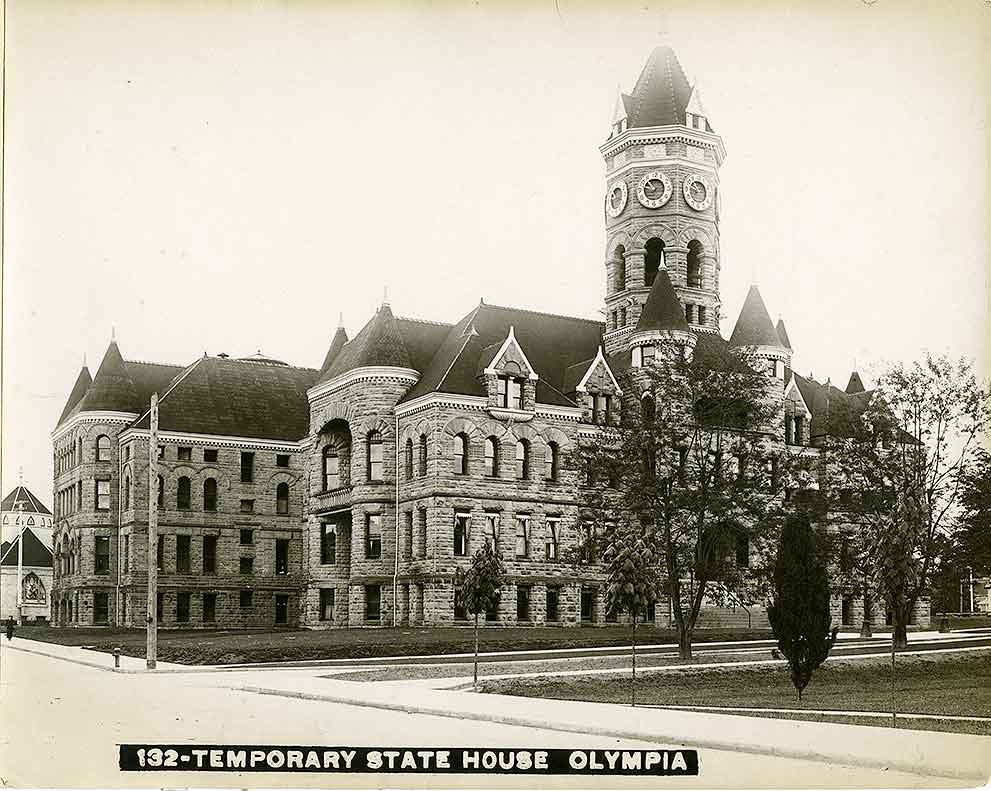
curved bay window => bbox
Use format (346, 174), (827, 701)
(367, 431), (384, 482)
(484, 437), (499, 477)
(453, 433), (469, 475)
(276, 482), (289, 515)
(322, 446), (340, 491)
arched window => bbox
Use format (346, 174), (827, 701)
(96, 435), (111, 462)
(515, 439), (529, 480)
(177, 476), (191, 510)
(322, 446), (340, 491)
(687, 239), (703, 288)
(276, 482), (289, 515)
(203, 478), (217, 512)
(453, 433), (469, 475)
(78, 437), (83, 464)
(367, 431), (384, 481)
(484, 437), (499, 477)
(544, 442), (559, 481)
(157, 475), (164, 509)
(123, 472), (131, 510)
(404, 439), (414, 479)
(644, 238), (665, 287)
(642, 394), (655, 424)
(614, 245), (626, 292)
(418, 434), (428, 477)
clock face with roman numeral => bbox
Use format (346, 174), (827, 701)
(683, 174), (713, 211)
(605, 180), (628, 218)
(636, 170), (673, 209)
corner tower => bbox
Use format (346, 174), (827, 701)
(600, 46), (726, 356)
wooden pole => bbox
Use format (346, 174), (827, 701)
(146, 393), (158, 670)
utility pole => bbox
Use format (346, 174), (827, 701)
(146, 393), (159, 670)
(14, 501), (25, 624)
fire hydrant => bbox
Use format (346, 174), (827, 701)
(114, 647), (121, 669)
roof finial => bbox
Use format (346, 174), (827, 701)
(338, 311), (344, 329)
(82, 352), (87, 367)
(853, 356), (858, 372)
(382, 286), (390, 307)
(111, 326), (116, 342)
(18, 466), (24, 485)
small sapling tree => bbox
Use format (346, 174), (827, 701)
(455, 542), (505, 690)
(767, 511), (838, 701)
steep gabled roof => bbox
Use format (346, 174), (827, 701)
(0, 528), (53, 567)
(129, 356), (319, 441)
(627, 46), (712, 131)
(791, 372), (876, 440)
(636, 269), (690, 333)
(400, 302), (604, 407)
(76, 340), (140, 413)
(1, 486), (52, 515)
(57, 365), (92, 424)
(729, 285), (783, 348)
(776, 319), (792, 351)
(845, 371), (866, 394)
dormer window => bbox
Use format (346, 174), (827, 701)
(497, 375), (523, 410)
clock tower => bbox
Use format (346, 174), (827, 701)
(600, 46), (726, 356)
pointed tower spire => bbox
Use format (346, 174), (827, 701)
(845, 370), (866, 395)
(729, 285), (783, 348)
(320, 322), (349, 375)
(775, 318), (792, 350)
(57, 359), (94, 425)
(635, 269), (690, 334)
(77, 338), (139, 413)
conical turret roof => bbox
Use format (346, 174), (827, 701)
(77, 340), (140, 413)
(775, 318), (792, 350)
(729, 286), (782, 348)
(627, 46), (710, 131)
(319, 304), (412, 383)
(320, 325), (349, 375)
(636, 269), (690, 334)
(845, 371), (866, 394)
(57, 364), (92, 424)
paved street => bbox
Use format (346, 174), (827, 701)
(1, 639), (988, 788)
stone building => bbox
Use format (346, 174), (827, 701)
(50, 45), (927, 631)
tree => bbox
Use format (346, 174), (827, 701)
(454, 542), (505, 690)
(573, 338), (793, 660)
(602, 519), (659, 706)
(767, 511), (838, 700)
(956, 447), (991, 577)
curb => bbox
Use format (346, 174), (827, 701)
(234, 683), (990, 783)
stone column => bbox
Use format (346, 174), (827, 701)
(664, 245), (689, 286)
(626, 247), (646, 289)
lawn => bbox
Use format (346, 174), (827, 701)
(14, 624), (771, 665)
(479, 651), (991, 735)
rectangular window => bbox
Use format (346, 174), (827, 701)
(404, 511), (414, 560)
(454, 589), (468, 621)
(841, 596), (853, 626)
(204, 449), (218, 462)
(454, 512), (470, 556)
(123, 535), (130, 574)
(698, 305), (707, 324)
(485, 513), (499, 552)
(365, 514), (382, 559)
(368, 438), (384, 481)
(321, 523), (337, 564)
(276, 539), (289, 575)
(320, 588), (335, 621)
(365, 585), (381, 622)
(840, 538), (853, 572)
(203, 536), (217, 574)
(77, 480), (82, 509)
(641, 345), (656, 366)
(94, 536), (110, 574)
(203, 593), (216, 622)
(176, 592), (190, 623)
(239, 556), (254, 575)
(546, 587), (560, 622)
(240, 528), (254, 545)
(581, 587), (596, 623)
(545, 518), (559, 561)
(592, 394), (611, 425)
(515, 516), (529, 558)
(158, 445), (165, 459)
(419, 510), (428, 559)
(276, 454), (290, 468)
(177, 446), (192, 461)
(685, 303), (694, 324)
(275, 594), (288, 625)
(240, 589), (253, 608)
(646, 600), (656, 623)
(96, 479), (111, 511)
(94, 592), (109, 625)
(157, 535), (164, 572)
(176, 535), (191, 574)
(240, 451), (254, 483)
(516, 585), (531, 622)
(240, 499), (255, 514)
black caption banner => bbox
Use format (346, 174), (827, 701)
(120, 745), (699, 775)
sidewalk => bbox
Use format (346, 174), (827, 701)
(216, 669), (991, 783)
(2, 636), (186, 672)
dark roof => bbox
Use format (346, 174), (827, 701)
(776, 319), (792, 350)
(319, 326), (349, 375)
(1, 486), (51, 515)
(57, 366), (92, 424)
(636, 269), (690, 333)
(57, 341), (184, 426)
(790, 372), (875, 440)
(729, 286), (783, 348)
(400, 302), (604, 406)
(845, 371), (866, 394)
(627, 46), (711, 131)
(130, 356), (319, 441)
(0, 529), (53, 568)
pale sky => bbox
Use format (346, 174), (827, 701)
(2, 0), (989, 504)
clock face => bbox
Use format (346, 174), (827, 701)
(683, 174), (713, 211)
(636, 170), (673, 209)
(605, 180), (628, 218)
